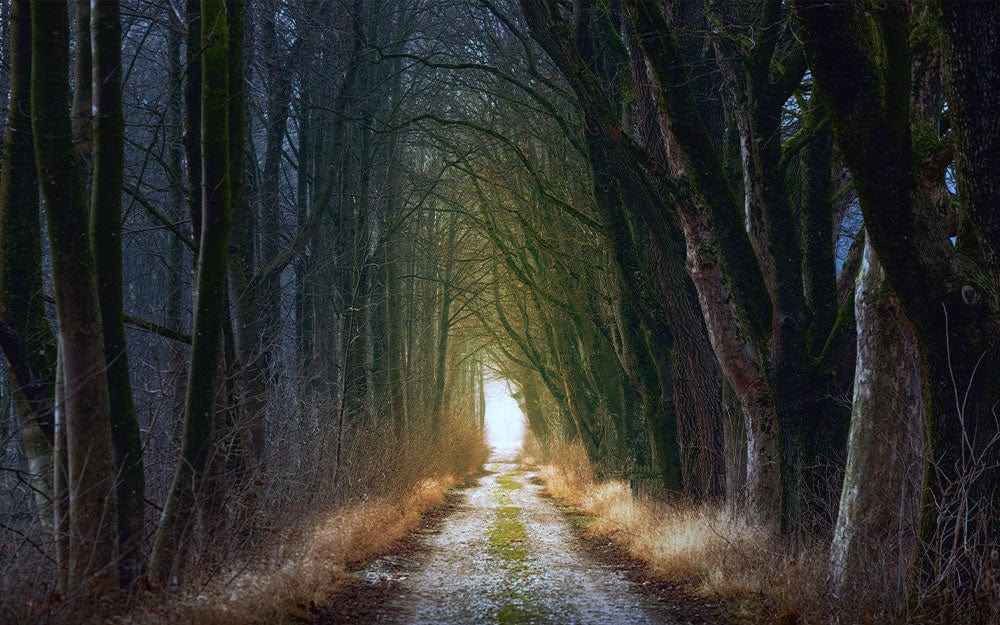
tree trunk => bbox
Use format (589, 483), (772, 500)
(90, 0), (145, 587)
(31, 0), (118, 594)
(294, 96), (314, 378)
(829, 235), (923, 596)
(794, 2), (1000, 607)
(721, 381), (747, 510)
(70, 0), (91, 164)
(478, 359), (486, 435)
(225, 0), (266, 475)
(430, 215), (458, 434)
(257, 7), (291, 378)
(149, 0), (232, 585)
(516, 373), (550, 445)
(0, 0), (57, 520)
(164, 10), (189, 430)
(53, 349), (69, 594)
(184, 0), (202, 248)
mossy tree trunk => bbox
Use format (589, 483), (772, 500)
(829, 235), (923, 596)
(518, 0), (724, 497)
(225, 0), (266, 477)
(0, 0), (57, 522)
(90, 0), (145, 587)
(794, 0), (1000, 604)
(30, 0), (119, 595)
(514, 371), (550, 446)
(149, 0), (232, 585)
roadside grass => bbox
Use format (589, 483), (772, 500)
(531, 442), (832, 625)
(117, 416), (490, 625)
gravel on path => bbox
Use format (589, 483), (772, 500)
(312, 451), (728, 625)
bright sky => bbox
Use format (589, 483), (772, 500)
(484, 379), (525, 451)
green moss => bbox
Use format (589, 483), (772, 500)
(486, 471), (551, 623)
(489, 506), (527, 561)
(908, 17), (941, 53)
(496, 601), (546, 625)
(497, 472), (523, 491)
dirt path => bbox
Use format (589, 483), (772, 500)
(314, 452), (726, 625)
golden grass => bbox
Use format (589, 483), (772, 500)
(534, 443), (832, 624)
(128, 476), (455, 625)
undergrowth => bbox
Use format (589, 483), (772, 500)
(121, 418), (491, 625)
(528, 441), (926, 625)
(130, 477), (456, 625)
(1, 406), (489, 625)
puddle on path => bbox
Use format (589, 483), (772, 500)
(349, 451), (683, 625)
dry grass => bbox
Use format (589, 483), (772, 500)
(535, 442), (1000, 625)
(534, 443), (833, 624)
(0, 398), (490, 625)
(122, 412), (490, 625)
(126, 475), (455, 625)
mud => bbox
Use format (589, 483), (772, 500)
(312, 451), (728, 625)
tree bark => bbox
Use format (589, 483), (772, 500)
(70, 0), (91, 164)
(164, 9), (189, 431)
(90, 0), (145, 587)
(257, 7), (291, 378)
(149, 0), (232, 585)
(53, 349), (69, 594)
(829, 235), (923, 596)
(431, 215), (458, 434)
(794, 1), (1000, 603)
(225, 0), (266, 476)
(0, 0), (57, 520)
(31, 0), (118, 594)
(185, 0), (203, 248)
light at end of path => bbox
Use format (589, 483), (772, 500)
(484, 379), (525, 452)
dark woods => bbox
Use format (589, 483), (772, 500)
(0, 1), (997, 624)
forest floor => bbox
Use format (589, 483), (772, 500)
(310, 451), (729, 625)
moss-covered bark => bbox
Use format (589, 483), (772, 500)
(829, 236), (923, 595)
(225, 0), (267, 474)
(149, 0), (232, 585)
(794, 0), (1000, 605)
(30, 0), (118, 595)
(625, 0), (851, 528)
(0, 0), (57, 519)
(90, 0), (145, 587)
(519, 0), (724, 498)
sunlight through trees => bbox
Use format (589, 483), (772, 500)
(484, 380), (525, 451)
(0, 1), (997, 623)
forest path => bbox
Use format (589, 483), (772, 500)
(313, 451), (723, 625)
